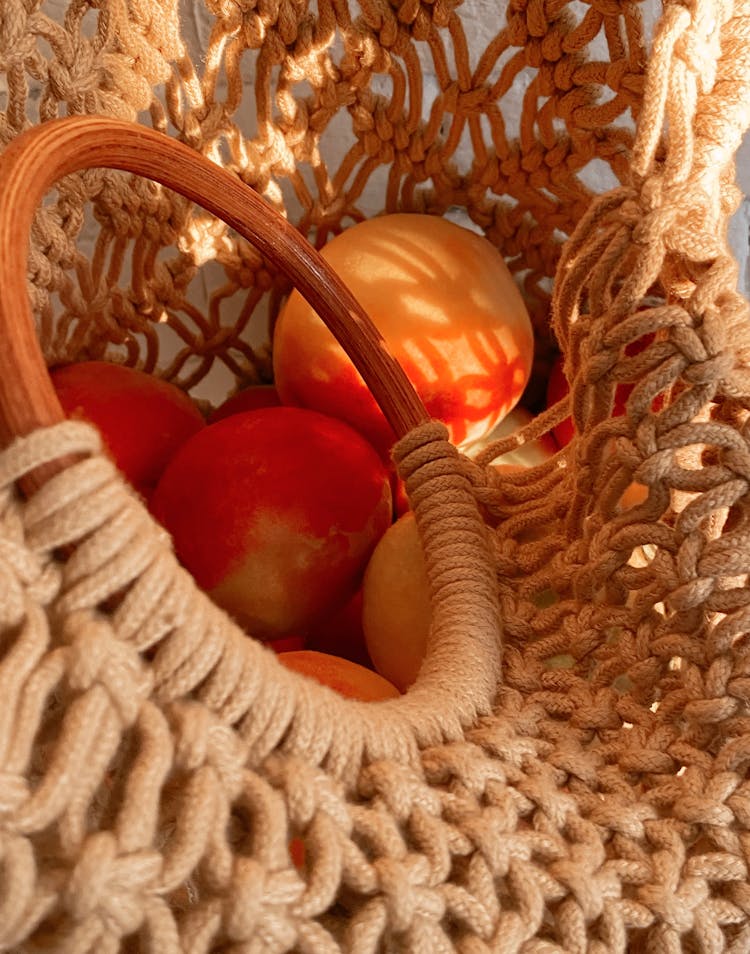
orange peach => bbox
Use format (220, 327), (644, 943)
(361, 512), (432, 692)
(208, 385), (280, 423)
(150, 407), (393, 638)
(277, 650), (400, 701)
(273, 213), (534, 458)
(619, 481), (648, 510)
(51, 360), (205, 499)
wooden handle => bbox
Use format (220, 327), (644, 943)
(0, 116), (430, 494)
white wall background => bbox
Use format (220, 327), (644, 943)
(731, 136), (750, 295)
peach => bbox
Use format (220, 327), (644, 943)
(150, 406), (393, 638)
(304, 588), (372, 669)
(619, 481), (648, 510)
(277, 650), (400, 701)
(208, 385), (280, 423)
(392, 474), (411, 519)
(361, 512), (432, 693)
(267, 633), (307, 653)
(273, 213), (534, 458)
(51, 360), (205, 499)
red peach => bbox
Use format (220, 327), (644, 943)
(208, 385), (281, 423)
(267, 633), (307, 654)
(289, 837), (306, 870)
(273, 214), (534, 458)
(392, 471), (411, 519)
(277, 650), (400, 701)
(150, 407), (393, 638)
(51, 360), (205, 499)
(304, 588), (372, 669)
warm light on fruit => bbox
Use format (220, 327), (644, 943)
(51, 360), (205, 499)
(273, 213), (534, 458)
(361, 511), (432, 692)
(277, 650), (400, 700)
(151, 407), (393, 638)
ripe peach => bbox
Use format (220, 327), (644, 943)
(277, 650), (400, 701)
(267, 633), (307, 653)
(51, 360), (205, 499)
(304, 588), (372, 668)
(392, 473), (411, 519)
(361, 512), (432, 693)
(619, 481), (648, 510)
(273, 213), (534, 458)
(208, 385), (280, 423)
(150, 406), (393, 638)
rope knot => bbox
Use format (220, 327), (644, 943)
(393, 421), (458, 490)
(374, 855), (444, 933)
(224, 857), (301, 943)
(0, 773), (30, 815)
(683, 350), (735, 386)
(65, 833), (161, 937)
(0, 532), (60, 628)
(64, 612), (152, 727)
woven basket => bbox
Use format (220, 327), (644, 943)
(1, 0), (750, 950)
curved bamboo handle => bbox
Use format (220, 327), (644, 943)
(0, 116), (430, 493)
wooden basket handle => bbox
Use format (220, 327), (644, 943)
(0, 116), (503, 757)
(0, 116), (430, 493)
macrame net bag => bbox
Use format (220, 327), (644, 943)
(1, 0), (750, 950)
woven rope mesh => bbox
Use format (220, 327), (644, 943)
(2, 0), (750, 950)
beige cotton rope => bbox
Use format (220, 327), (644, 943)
(2, 0), (750, 949)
